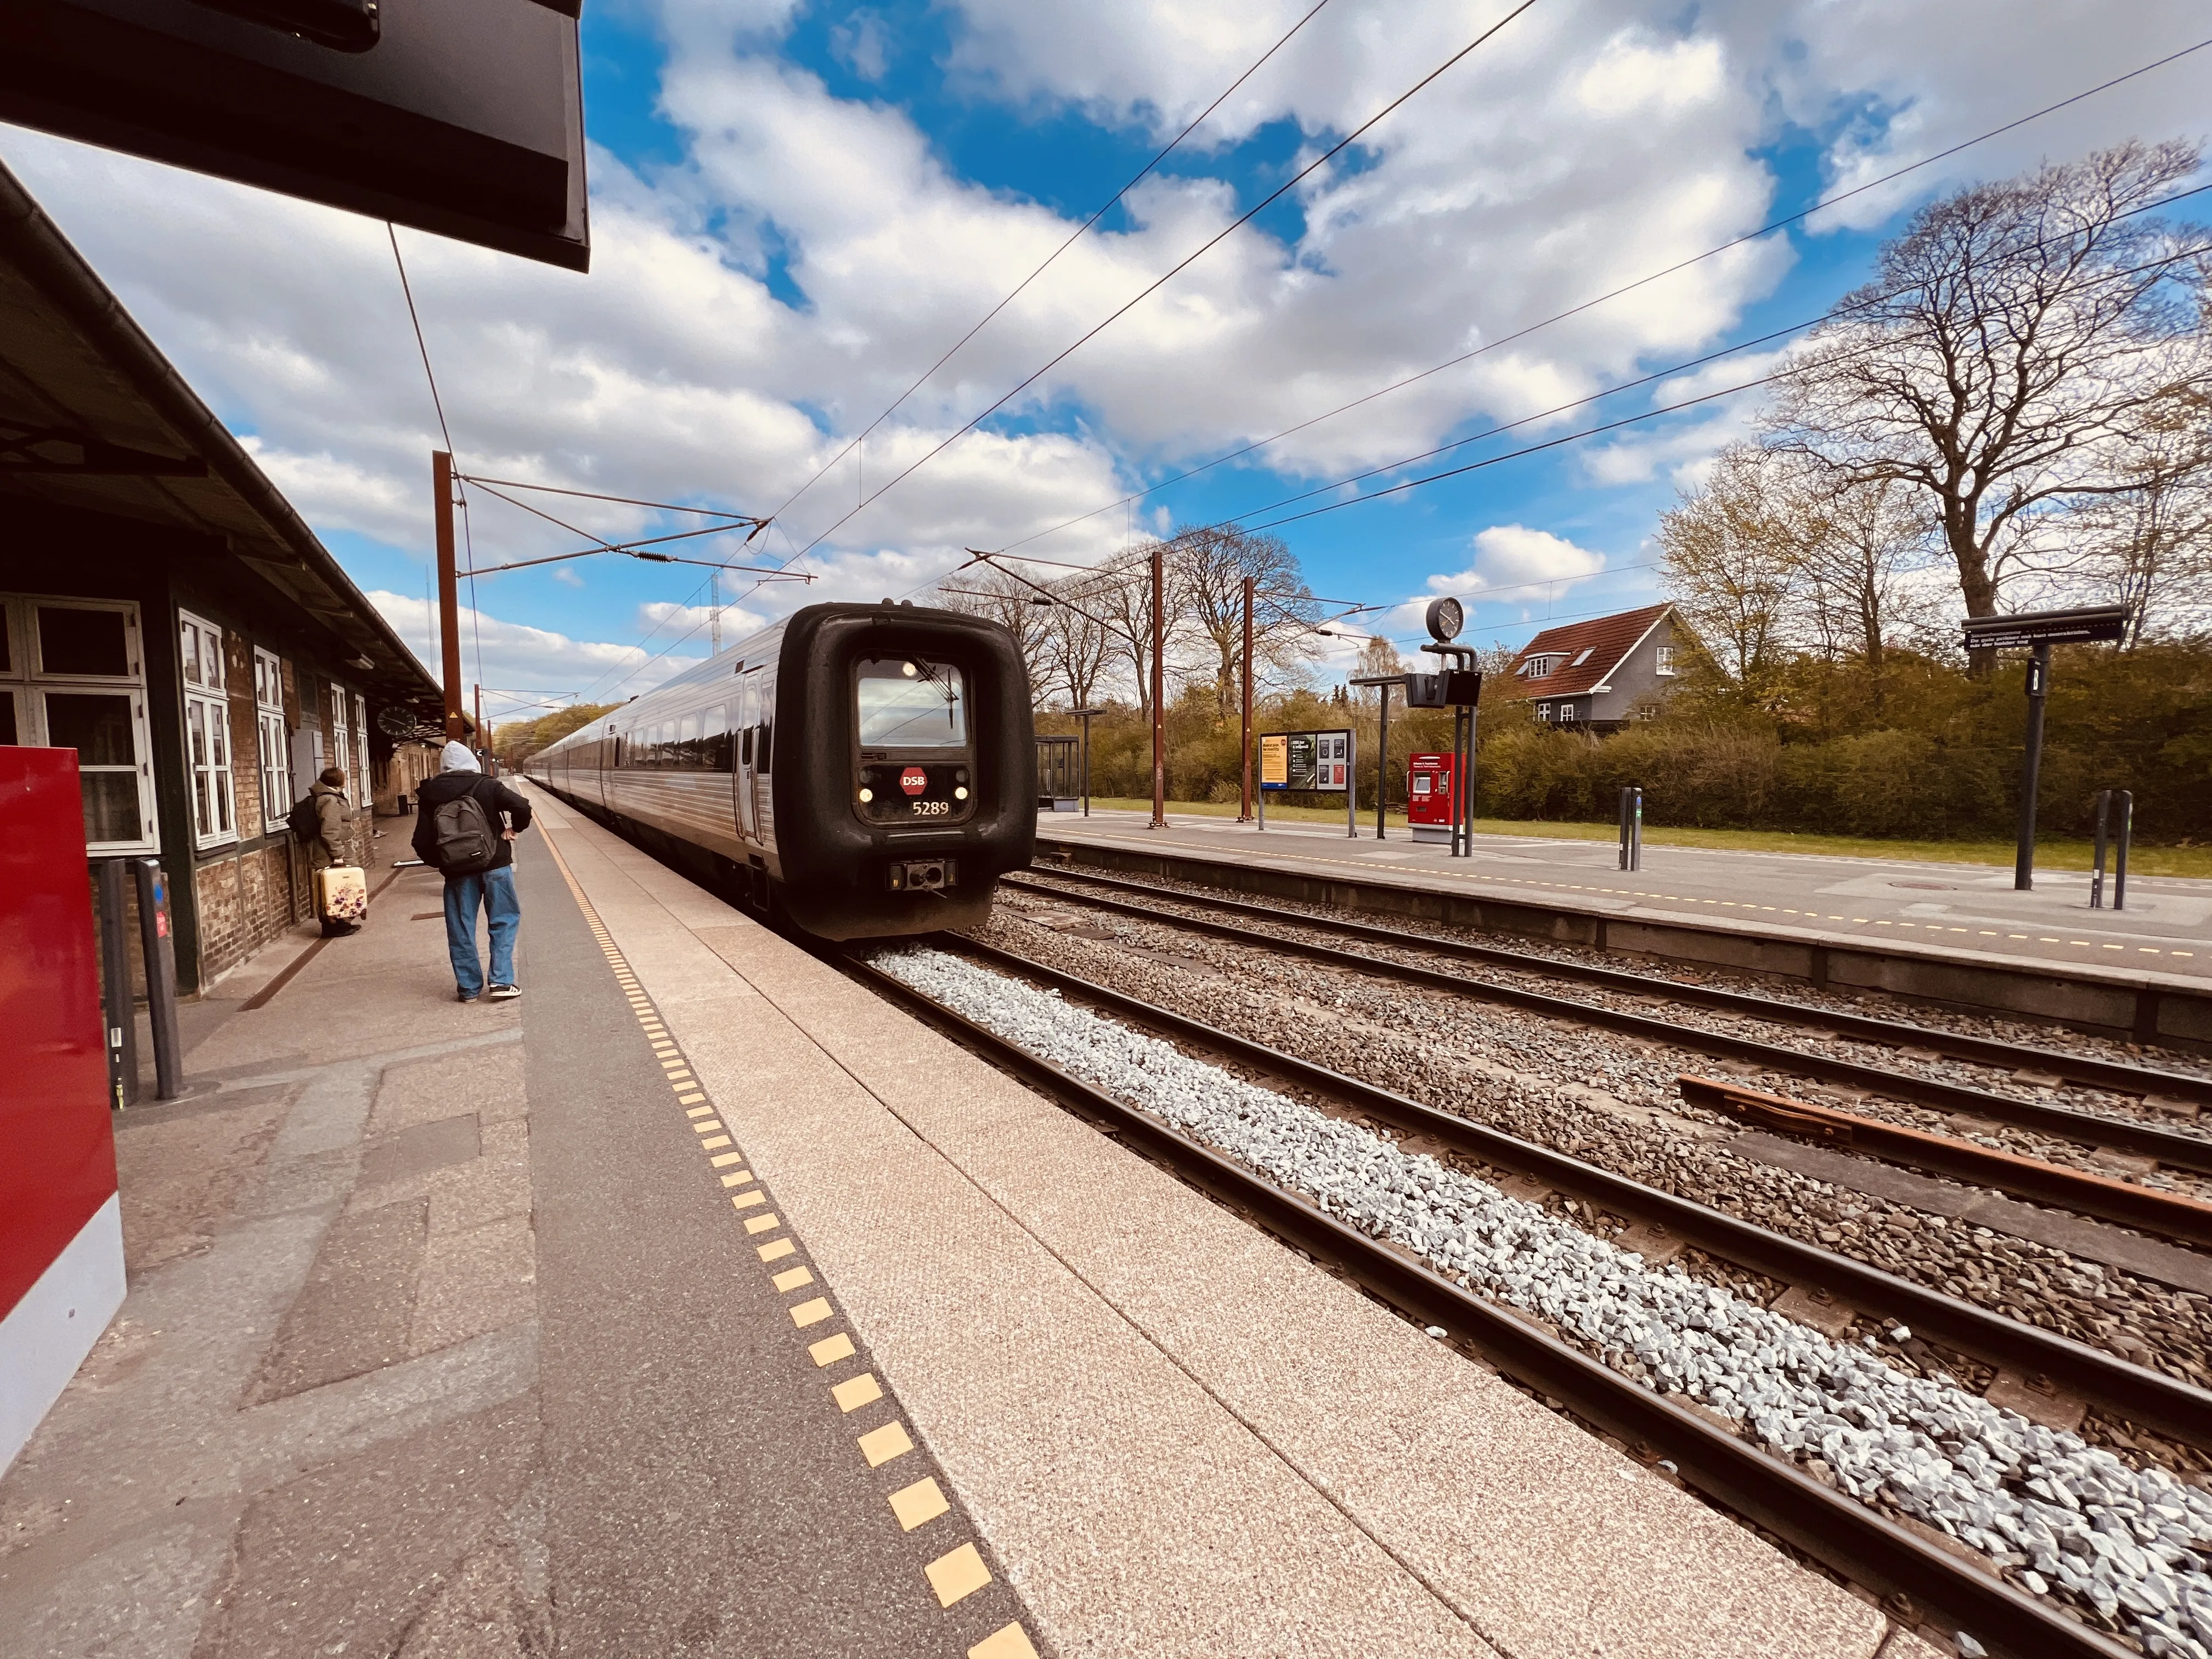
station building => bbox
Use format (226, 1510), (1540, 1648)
(1502, 601), (1688, 731)
(0, 160), (445, 994)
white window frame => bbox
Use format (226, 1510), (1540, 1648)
(353, 692), (370, 798)
(0, 592), (159, 853)
(1536, 703), (1553, 723)
(1558, 702), (1579, 723)
(1655, 644), (1678, 676)
(254, 646), (290, 830)
(179, 610), (237, 849)
(329, 681), (352, 799)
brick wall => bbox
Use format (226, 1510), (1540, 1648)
(224, 629), (266, 842)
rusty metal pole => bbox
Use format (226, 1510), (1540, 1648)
(1150, 543), (1166, 830)
(1239, 575), (1254, 822)
(433, 450), (464, 740)
(473, 684), (486, 770)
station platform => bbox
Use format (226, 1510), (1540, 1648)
(1039, 809), (2212, 983)
(3, 797), (1940, 1659)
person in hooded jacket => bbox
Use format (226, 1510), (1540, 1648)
(307, 766), (359, 937)
(413, 741), (533, 1002)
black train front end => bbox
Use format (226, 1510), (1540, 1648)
(772, 603), (1034, 940)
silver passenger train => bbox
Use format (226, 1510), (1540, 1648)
(524, 601), (1035, 939)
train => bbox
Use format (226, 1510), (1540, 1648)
(523, 601), (1035, 940)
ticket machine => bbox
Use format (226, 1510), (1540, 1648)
(1408, 752), (1454, 844)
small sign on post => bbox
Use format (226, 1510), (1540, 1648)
(1960, 605), (2129, 893)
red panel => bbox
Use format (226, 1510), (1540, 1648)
(1407, 753), (1454, 827)
(0, 748), (117, 1321)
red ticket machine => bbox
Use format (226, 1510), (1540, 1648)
(1, 748), (124, 1473)
(1408, 752), (1454, 843)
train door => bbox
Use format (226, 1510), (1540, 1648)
(735, 674), (759, 843)
(598, 723), (615, 811)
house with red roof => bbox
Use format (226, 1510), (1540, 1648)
(1500, 602), (1687, 731)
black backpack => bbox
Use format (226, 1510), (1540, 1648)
(285, 793), (321, 840)
(428, 785), (500, 876)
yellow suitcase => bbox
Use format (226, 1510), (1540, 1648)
(314, 864), (369, 924)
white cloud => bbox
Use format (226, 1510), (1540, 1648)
(1430, 524), (1608, 598)
(365, 591), (706, 702)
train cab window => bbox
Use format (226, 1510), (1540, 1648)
(856, 658), (966, 747)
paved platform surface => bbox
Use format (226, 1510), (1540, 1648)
(4, 800), (1942, 1658)
(1041, 809), (2212, 983)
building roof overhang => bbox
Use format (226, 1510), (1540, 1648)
(0, 159), (443, 720)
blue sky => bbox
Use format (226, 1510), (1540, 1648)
(4, 0), (2205, 719)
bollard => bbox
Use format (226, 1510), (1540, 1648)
(95, 860), (138, 1109)
(2091, 791), (2109, 910)
(1618, 786), (1643, 872)
(2113, 789), (2132, 913)
(132, 858), (185, 1101)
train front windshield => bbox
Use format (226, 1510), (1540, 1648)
(856, 658), (967, 747)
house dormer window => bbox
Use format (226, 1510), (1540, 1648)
(1520, 653), (1564, 678)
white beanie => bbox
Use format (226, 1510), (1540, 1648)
(440, 740), (481, 774)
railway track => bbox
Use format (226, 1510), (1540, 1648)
(840, 942), (2212, 1659)
(1003, 867), (2212, 1176)
(849, 937), (2212, 1659)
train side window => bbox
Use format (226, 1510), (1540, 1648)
(702, 704), (729, 771)
(741, 725), (754, 768)
(757, 719), (772, 774)
(678, 710), (699, 770)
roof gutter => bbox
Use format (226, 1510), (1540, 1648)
(0, 157), (442, 713)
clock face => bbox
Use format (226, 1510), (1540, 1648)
(1426, 597), (1464, 643)
(377, 705), (426, 738)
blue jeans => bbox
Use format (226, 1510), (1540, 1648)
(444, 865), (520, 996)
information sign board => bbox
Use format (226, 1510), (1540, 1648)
(1258, 729), (1351, 792)
(1960, 605), (2129, 652)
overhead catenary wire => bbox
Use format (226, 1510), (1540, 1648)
(761, 0), (1342, 532)
(789, 0), (1542, 562)
(986, 32), (2212, 563)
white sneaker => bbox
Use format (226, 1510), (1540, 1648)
(487, 983), (522, 1001)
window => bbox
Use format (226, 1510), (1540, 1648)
(0, 594), (158, 851)
(353, 692), (369, 792)
(702, 703), (731, 771)
(1570, 648), (1593, 668)
(329, 685), (352, 797)
(1537, 703), (1553, 722)
(179, 610), (236, 848)
(1656, 644), (1678, 676)
(1559, 703), (1579, 723)
(254, 647), (290, 828)
(676, 710), (699, 769)
(1520, 653), (1563, 679)
(856, 658), (967, 748)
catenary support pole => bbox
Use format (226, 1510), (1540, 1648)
(1150, 543), (1166, 829)
(1240, 574), (1255, 822)
(433, 449), (465, 740)
(2014, 641), (2050, 891)
(474, 684), (485, 765)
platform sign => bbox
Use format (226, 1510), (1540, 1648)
(0, 0), (590, 270)
(1259, 729), (1351, 792)
(1960, 604), (2129, 653)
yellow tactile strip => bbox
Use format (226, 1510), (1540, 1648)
(539, 828), (1037, 1659)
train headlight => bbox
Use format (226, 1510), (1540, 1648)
(955, 786), (968, 800)
(858, 787), (873, 803)
(901, 661), (917, 678)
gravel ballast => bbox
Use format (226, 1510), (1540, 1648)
(876, 944), (2212, 1658)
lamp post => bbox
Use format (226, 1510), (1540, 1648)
(1071, 707), (1105, 817)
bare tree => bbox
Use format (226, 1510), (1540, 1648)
(1038, 578), (1113, 707)
(1079, 549), (1166, 719)
(1657, 444), (1802, 696)
(934, 566), (1053, 698)
(1165, 524), (1318, 718)
(1795, 473), (1946, 669)
(2073, 382), (2212, 642)
(1765, 139), (2209, 655)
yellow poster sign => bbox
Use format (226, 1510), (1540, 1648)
(1258, 732), (1289, 788)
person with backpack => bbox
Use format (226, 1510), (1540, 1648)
(289, 766), (360, 936)
(412, 740), (533, 1003)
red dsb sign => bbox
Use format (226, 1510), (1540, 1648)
(900, 766), (929, 797)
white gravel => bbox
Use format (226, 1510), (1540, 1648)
(878, 944), (2212, 1658)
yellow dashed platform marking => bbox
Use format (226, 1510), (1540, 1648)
(968, 1625), (1040, 1659)
(744, 1212), (781, 1234)
(720, 1171), (755, 1188)
(889, 1476), (950, 1531)
(730, 1188), (766, 1209)
(925, 1543), (992, 1607)
(788, 1296), (833, 1328)
(758, 1238), (798, 1263)
(809, 1331), (854, 1365)
(701, 1136), (734, 1152)
(857, 1421), (914, 1467)
(832, 1373), (884, 1413)
(772, 1266), (816, 1293)
(687, 1105), (716, 1119)
(692, 1119), (724, 1133)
